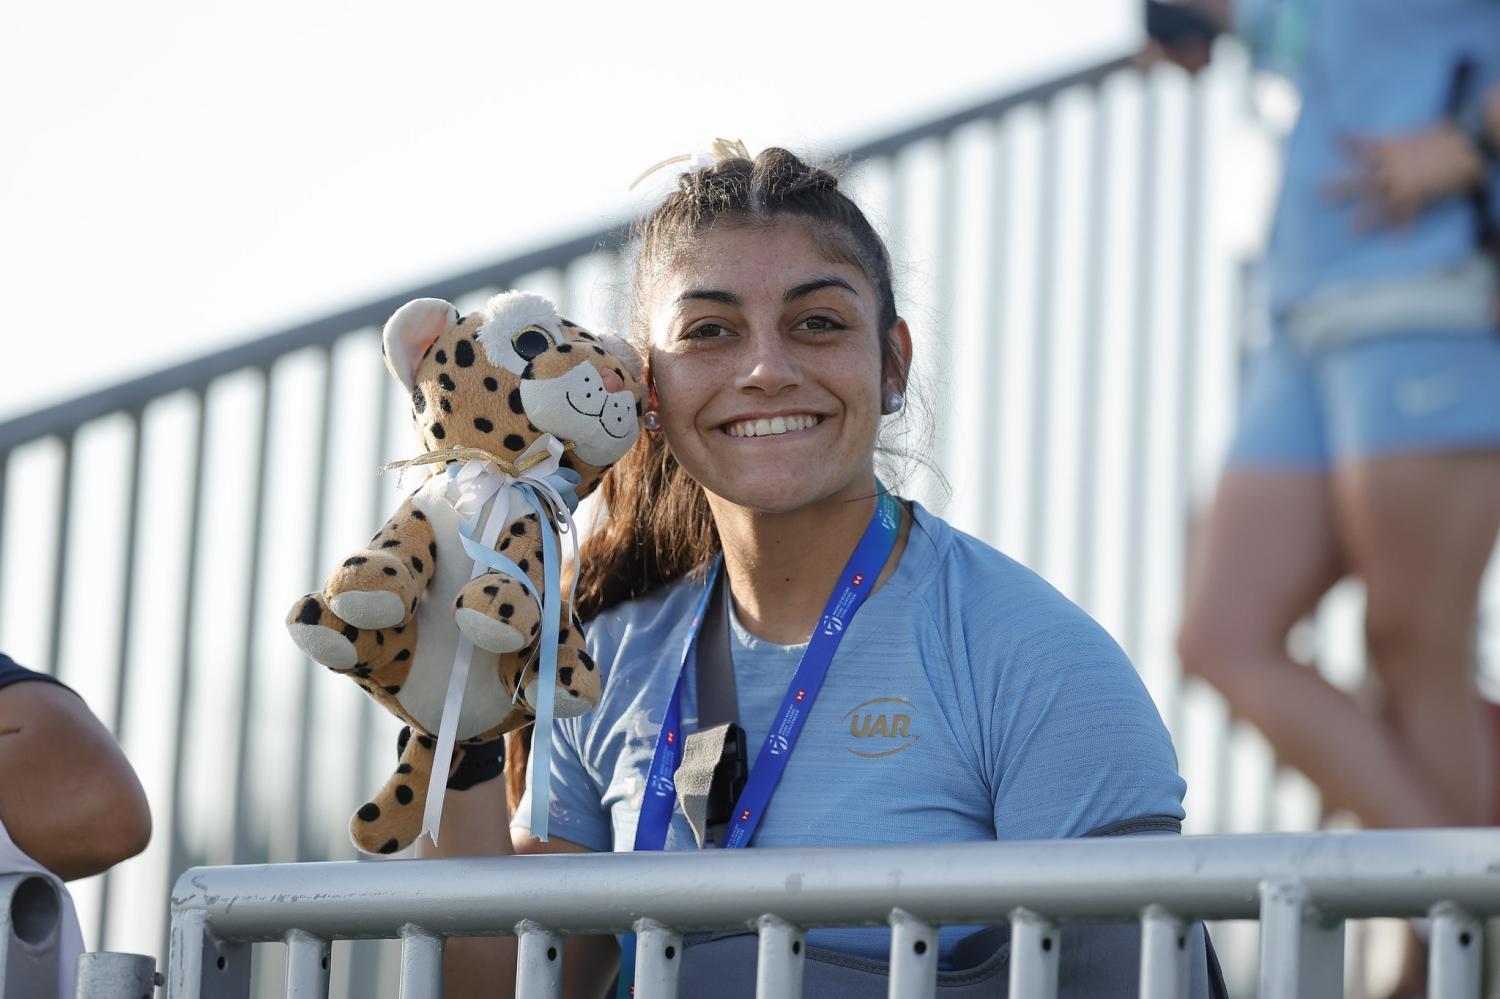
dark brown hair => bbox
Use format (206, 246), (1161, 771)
(505, 147), (909, 815)
(576, 147), (904, 619)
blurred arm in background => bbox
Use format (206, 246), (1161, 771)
(1328, 82), (1500, 230)
(0, 655), (151, 881)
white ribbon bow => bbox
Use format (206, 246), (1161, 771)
(422, 434), (580, 845)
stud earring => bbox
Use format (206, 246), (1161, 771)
(882, 391), (905, 415)
(643, 409), (662, 432)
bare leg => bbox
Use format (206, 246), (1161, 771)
(1177, 469), (1451, 828)
(1331, 450), (1500, 827)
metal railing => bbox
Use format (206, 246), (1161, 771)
(165, 830), (1500, 999)
(0, 873), (64, 998)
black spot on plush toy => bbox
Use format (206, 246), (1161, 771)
(287, 291), (642, 854)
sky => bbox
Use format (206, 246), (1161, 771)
(1, 0), (1139, 420)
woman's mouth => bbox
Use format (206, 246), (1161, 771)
(722, 414), (823, 439)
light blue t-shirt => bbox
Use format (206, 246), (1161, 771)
(1266, 0), (1500, 313)
(516, 503), (1186, 962)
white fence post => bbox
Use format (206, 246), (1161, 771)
(633, 919), (682, 999)
(397, 924), (443, 999)
(1259, 878), (1343, 999)
(515, 922), (563, 999)
(0, 874), (62, 999)
(754, 914), (805, 999)
(1139, 905), (1188, 999)
(168, 908), (250, 999)
(1009, 907), (1060, 999)
(282, 929), (329, 999)
(887, 908), (937, 999)
(1429, 902), (1481, 999)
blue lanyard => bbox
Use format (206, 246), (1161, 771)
(618, 487), (901, 994)
(634, 486), (901, 851)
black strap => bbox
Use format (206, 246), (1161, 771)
(1447, 55), (1499, 253)
(680, 570), (748, 846)
(695, 570), (739, 728)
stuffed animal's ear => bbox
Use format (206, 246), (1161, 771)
(595, 332), (646, 382)
(383, 298), (460, 392)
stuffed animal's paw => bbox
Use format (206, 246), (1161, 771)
(286, 592), (418, 681)
(287, 593), (361, 669)
(453, 573), (540, 654)
(522, 643), (601, 720)
(325, 551), (425, 629)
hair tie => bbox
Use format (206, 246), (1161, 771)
(629, 137), (752, 191)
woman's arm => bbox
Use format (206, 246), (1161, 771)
(1327, 125), (1488, 229)
(0, 680), (151, 880)
(417, 778), (617, 999)
(511, 829), (621, 999)
(415, 778), (517, 999)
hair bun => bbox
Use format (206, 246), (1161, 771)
(753, 147), (840, 199)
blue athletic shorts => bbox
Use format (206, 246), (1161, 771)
(1227, 328), (1500, 469)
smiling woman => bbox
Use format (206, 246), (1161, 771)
(420, 148), (1215, 999)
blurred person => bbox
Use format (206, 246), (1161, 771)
(1158, 0), (1500, 833)
(418, 147), (1228, 999)
(0, 652), (152, 997)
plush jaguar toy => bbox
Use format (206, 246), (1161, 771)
(286, 290), (642, 854)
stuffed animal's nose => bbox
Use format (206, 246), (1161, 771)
(598, 366), (624, 394)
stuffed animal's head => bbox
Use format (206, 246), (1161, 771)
(382, 291), (644, 494)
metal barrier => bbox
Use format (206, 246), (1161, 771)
(166, 830), (1500, 999)
(0, 872), (63, 998)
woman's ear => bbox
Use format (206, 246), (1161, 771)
(884, 318), (914, 394)
(383, 298), (460, 392)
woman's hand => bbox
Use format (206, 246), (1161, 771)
(1327, 124), (1486, 230)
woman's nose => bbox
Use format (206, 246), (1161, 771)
(598, 366), (624, 393)
(738, 330), (800, 394)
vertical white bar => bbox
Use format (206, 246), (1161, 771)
(634, 919), (683, 999)
(1259, 879), (1343, 999)
(887, 909), (937, 999)
(181, 925), (251, 999)
(283, 930), (330, 999)
(755, 915), (805, 999)
(515, 923), (563, 999)
(1139, 905), (1188, 999)
(1481, 917), (1500, 999)
(168, 910), (207, 999)
(1008, 908), (1060, 999)
(397, 925), (444, 999)
(1429, 903), (1481, 999)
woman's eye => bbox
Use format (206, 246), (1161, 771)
(796, 315), (843, 332)
(512, 326), (553, 360)
(685, 322), (730, 340)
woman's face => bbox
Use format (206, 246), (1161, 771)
(645, 219), (907, 514)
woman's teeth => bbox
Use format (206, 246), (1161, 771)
(725, 414), (822, 438)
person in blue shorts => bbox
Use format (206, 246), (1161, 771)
(1164, 0), (1500, 837)
(421, 147), (1214, 998)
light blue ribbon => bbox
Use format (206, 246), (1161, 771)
(451, 465), (579, 843)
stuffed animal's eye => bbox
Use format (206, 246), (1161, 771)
(512, 326), (553, 361)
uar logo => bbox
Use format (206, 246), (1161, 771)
(767, 733), (790, 755)
(842, 696), (919, 758)
(649, 773), (677, 798)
